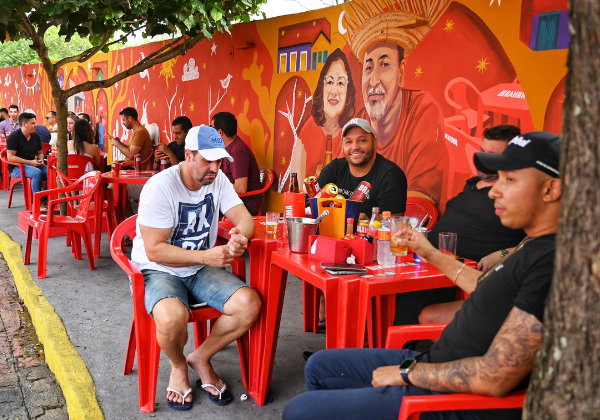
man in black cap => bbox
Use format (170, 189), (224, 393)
(284, 132), (561, 420)
(317, 117), (407, 220)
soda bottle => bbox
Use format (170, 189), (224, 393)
(134, 154), (141, 173)
(289, 173), (299, 193)
(344, 218), (356, 241)
(377, 211), (395, 265)
(367, 207), (381, 261)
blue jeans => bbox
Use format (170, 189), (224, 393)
(11, 164), (47, 196)
(283, 349), (484, 420)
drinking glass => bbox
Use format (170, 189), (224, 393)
(439, 232), (457, 258)
(266, 212), (279, 235)
(390, 216), (410, 256)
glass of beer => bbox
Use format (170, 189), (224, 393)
(439, 232), (457, 258)
(266, 212), (279, 235)
(390, 216), (410, 256)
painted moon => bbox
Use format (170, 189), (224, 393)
(338, 11), (347, 35)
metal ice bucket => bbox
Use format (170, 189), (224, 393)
(287, 217), (319, 253)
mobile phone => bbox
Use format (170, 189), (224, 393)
(320, 262), (366, 271)
(326, 269), (367, 275)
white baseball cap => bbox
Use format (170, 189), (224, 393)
(184, 125), (233, 162)
(342, 118), (375, 137)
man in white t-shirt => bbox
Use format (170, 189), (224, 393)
(132, 125), (259, 411)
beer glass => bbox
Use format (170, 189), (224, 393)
(390, 216), (410, 256)
(439, 232), (457, 258)
(266, 212), (279, 235)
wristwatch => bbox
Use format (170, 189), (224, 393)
(399, 358), (417, 385)
(500, 249), (510, 258)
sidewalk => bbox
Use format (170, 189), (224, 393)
(0, 254), (68, 420)
(0, 184), (325, 419)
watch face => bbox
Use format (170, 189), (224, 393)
(399, 358), (417, 370)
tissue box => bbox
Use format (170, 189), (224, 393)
(308, 236), (352, 264)
(346, 239), (375, 265)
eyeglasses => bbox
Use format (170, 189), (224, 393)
(45, 116), (54, 119)
(323, 76), (348, 92)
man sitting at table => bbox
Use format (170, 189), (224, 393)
(6, 112), (48, 208)
(212, 112), (263, 216)
(131, 124), (260, 411)
(284, 132), (561, 420)
(154, 116), (191, 169)
(317, 118), (407, 220)
(107, 107), (153, 167)
(394, 125), (527, 330)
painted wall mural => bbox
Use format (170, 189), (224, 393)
(0, 0), (568, 211)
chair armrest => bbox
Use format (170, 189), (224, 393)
(398, 390), (526, 420)
(385, 324), (448, 349)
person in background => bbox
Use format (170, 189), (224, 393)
(0, 105), (20, 137)
(67, 119), (103, 171)
(24, 109), (51, 144)
(67, 114), (79, 140)
(212, 112), (263, 215)
(78, 113), (91, 123)
(107, 107), (152, 167)
(46, 111), (57, 133)
(0, 108), (8, 122)
(154, 116), (191, 170)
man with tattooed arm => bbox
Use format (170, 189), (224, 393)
(283, 132), (561, 420)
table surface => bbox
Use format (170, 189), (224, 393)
(481, 82), (529, 111)
(101, 170), (157, 183)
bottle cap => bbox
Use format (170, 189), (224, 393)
(382, 211), (391, 217)
(347, 218), (354, 224)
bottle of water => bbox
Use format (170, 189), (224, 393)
(377, 211), (395, 266)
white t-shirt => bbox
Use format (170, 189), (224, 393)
(131, 164), (243, 277)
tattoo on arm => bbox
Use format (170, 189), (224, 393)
(410, 307), (542, 397)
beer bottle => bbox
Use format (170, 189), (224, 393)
(289, 173), (299, 193)
(323, 134), (332, 168)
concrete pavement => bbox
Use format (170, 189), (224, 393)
(0, 183), (326, 419)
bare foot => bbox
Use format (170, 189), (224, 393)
(167, 362), (193, 404)
(187, 351), (225, 396)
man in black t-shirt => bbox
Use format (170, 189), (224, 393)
(284, 132), (562, 420)
(154, 116), (190, 169)
(317, 118), (407, 220)
(6, 112), (48, 208)
(395, 126), (527, 328)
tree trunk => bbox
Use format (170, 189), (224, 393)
(523, 0), (600, 418)
(52, 92), (69, 214)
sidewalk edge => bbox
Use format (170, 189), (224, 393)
(0, 229), (104, 420)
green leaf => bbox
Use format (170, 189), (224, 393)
(241, 14), (250, 23)
(210, 7), (222, 22)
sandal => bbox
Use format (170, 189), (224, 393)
(166, 387), (193, 411)
(197, 379), (233, 406)
(317, 317), (326, 330)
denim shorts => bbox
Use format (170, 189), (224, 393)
(141, 266), (249, 315)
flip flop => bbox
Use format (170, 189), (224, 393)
(317, 317), (326, 330)
(196, 379), (233, 406)
(166, 387), (193, 411)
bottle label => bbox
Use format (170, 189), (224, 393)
(378, 230), (390, 241)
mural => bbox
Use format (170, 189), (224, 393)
(0, 0), (568, 211)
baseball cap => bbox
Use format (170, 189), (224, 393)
(341, 118), (374, 137)
(474, 131), (560, 178)
(184, 125), (233, 162)
(24, 109), (36, 116)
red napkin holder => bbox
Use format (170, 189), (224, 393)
(308, 236), (352, 264)
(347, 239), (375, 265)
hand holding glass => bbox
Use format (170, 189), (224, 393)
(390, 216), (410, 256)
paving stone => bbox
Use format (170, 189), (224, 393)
(36, 408), (69, 420)
(0, 402), (28, 420)
(0, 386), (22, 403)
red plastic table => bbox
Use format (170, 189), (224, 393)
(93, 170), (156, 258)
(476, 82), (534, 136)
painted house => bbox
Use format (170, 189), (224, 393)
(277, 18), (331, 74)
(520, 0), (569, 51)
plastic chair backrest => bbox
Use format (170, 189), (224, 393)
(67, 154), (99, 179)
(73, 171), (101, 221)
(238, 168), (275, 197)
(41, 143), (51, 155)
(444, 77), (482, 113)
(110, 216), (140, 278)
(405, 197), (439, 230)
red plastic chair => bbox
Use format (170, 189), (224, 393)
(110, 216), (249, 413)
(385, 325), (526, 420)
(238, 168), (275, 215)
(1, 148), (33, 210)
(444, 77), (491, 137)
(141, 148), (154, 170)
(66, 154), (100, 180)
(24, 171), (101, 279)
(405, 197), (439, 230)
(41, 143), (51, 156)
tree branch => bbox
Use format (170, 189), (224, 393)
(54, 31), (113, 68)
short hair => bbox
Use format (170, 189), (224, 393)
(172, 116), (193, 133)
(66, 111), (76, 116)
(9, 104), (18, 111)
(78, 113), (91, 122)
(47, 111), (56, 117)
(19, 112), (35, 126)
(119, 107), (138, 120)
(212, 112), (237, 137)
(483, 125), (521, 141)
(0, 108), (8, 114)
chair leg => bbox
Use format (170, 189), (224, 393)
(37, 226), (49, 279)
(136, 318), (161, 413)
(236, 332), (249, 390)
(25, 225), (33, 265)
(81, 225), (95, 271)
(72, 231), (83, 260)
(124, 318), (136, 375)
(193, 321), (208, 349)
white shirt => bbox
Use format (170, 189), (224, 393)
(131, 164), (242, 277)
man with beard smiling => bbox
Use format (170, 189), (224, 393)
(317, 118), (407, 220)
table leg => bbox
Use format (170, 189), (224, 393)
(93, 181), (104, 258)
(323, 281), (339, 349)
(302, 281), (316, 332)
(117, 183), (127, 223)
(354, 281), (372, 349)
(337, 278), (362, 348)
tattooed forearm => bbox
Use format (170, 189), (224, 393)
(409, 307), (543, 397)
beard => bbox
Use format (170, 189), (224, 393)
(365, 84), (387, 121)
(477, 170), (499, 182)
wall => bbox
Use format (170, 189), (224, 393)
(0, 0), (568, 211)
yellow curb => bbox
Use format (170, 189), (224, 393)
(0, 229), (104, 420)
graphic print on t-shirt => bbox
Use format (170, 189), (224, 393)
(172, 194), (215, 251)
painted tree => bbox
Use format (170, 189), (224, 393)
(0, 0), (265, 179)
(523, 0), (600, 418)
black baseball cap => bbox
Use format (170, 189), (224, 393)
(474, 131), (561, 178)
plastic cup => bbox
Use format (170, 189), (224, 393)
(439, 232), (457, 258)
(266, 212), (279, 235)
(390, 216), (410, 256)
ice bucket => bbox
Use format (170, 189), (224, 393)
(287, 217), (320, 253)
